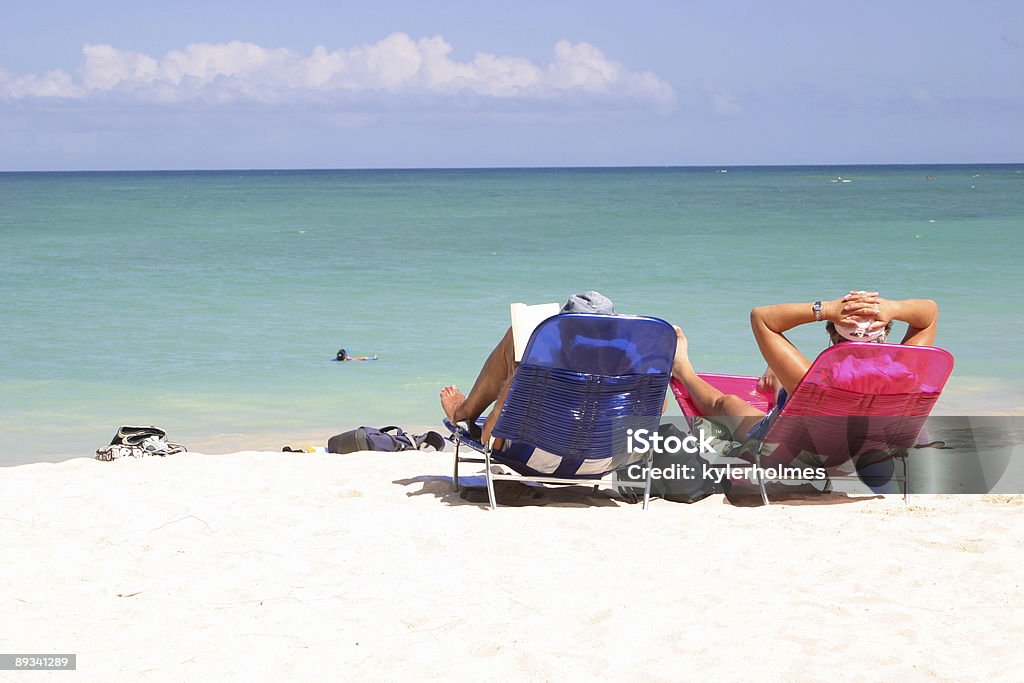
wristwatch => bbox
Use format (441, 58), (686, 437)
(813, 301), (823, 322)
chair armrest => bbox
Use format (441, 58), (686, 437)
(670, 374), (774, 417)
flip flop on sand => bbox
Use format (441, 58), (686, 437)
(415, 431), (446, 452)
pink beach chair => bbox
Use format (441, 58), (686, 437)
(670, 342), (955, 504)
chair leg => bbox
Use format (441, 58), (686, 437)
(642, 452), (653, 510)
(452, 437), (461, 492)
(903, 454), (910, 503)
(484, 439), (498, 510)
(753, 448), (771, 506)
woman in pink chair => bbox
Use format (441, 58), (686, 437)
(671, 291), (940, 442)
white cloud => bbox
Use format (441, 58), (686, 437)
(711, 90), (742, 116)
(0, 67), (83, 99)
(81, 44), (159, 90)
(0, 34), (675, 110)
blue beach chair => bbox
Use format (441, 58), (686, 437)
(445, 313), (677, 509)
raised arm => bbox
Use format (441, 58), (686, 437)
(749, 295), (874, 395)
(750, 300), (821, 395)
(750, 293), (939, 395)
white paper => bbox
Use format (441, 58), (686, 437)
(510, 302), (560, 361)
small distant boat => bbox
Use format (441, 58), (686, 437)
(831, 176), (852, 183)
(717, 169), (728, 173)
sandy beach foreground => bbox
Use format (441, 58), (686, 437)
(3, 451), (1023, 681)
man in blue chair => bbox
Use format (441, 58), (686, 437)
(440, 291), (616, 448)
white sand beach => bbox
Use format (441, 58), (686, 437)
(3, 451), (1023, 681)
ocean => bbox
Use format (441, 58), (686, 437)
(2, 165), (1022, 463)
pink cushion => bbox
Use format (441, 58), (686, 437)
(823, 356), (920, 394)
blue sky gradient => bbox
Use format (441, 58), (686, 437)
(1, 0), (1020, 170)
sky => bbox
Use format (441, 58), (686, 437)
(0, 0), (1021, 170)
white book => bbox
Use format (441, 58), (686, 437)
(510, 302), (560, 362)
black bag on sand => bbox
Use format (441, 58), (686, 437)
(112, 425), (167, 446)
(96, 425), (187, 460)
(618, 422), (728, 503)
(327, 426), (445, 454)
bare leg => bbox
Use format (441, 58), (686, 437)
(480, 374), (514, 447)
(671, 326), (766, 441)
(440, 327), (517, 444)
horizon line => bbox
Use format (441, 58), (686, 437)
(1, 161), (1020, 174)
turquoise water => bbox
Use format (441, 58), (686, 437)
(2, 165), (1022, 462)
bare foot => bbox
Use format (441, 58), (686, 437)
(440, 385), (466, 423)
(672, 326), (695, 380)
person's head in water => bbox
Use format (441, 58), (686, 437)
(335, 348), (349, 361)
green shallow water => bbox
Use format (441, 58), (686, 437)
(1, 165), (1022, 462)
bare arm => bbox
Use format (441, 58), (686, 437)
(895, 299), (939, 346)
(751, 293), (939, 395)
(750, 299), (842, 395)
(750, 294), (888, 394)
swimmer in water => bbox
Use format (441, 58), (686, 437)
(334, 348), (377, 362)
